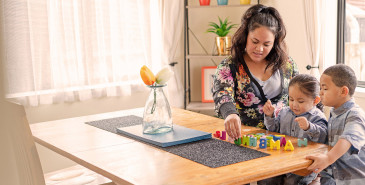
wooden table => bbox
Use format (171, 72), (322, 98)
(30, 108), (329, 185)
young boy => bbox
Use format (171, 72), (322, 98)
(306, 64), (365, 185)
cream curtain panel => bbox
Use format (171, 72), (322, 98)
(1, 0), (183, 107)
(303, 1), (338, 78)
(303, 0), (323, 78)
(160, 0), (184, 108)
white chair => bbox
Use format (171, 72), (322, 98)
(0, 100), (115, 185)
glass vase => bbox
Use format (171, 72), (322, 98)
(142, 84), (173, 134)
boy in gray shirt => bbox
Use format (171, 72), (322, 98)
(307, 64), (365, 185)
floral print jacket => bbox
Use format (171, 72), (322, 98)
(212, 56), (298, 129)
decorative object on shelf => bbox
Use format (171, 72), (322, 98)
(240, 0), (251, 5)
(201, 66), (217, 103)
(206, 17), (237, 55)
(199, 0), (210, 6)
(217, 0), (228, 5)
(140, 65), (174, 134)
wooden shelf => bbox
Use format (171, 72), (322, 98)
(186, 5), (252, 9)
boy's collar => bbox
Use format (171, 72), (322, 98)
(331, 98), (355, 116)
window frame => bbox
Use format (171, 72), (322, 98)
(337, 0), (365, 87)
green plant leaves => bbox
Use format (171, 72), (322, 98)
(206, 16), (237, 37)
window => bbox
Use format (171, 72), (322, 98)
(1, 0), (161, 106)
(338, 0), (365, 87)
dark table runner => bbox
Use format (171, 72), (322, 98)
(86, 115), (269, 168)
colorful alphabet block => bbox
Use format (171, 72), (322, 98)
(280, 137), (286, 147)
(234, 138), (241, 146)
(220, 131), (226, 140)
(249, 137), (257, 147)
(259, 138), (267, 149)
(298, 138), (308, 147)
(213, 131), (220, 138)
(275, 135), (286, 137)
(284, 140), (294, 151)
(266, 136), (273, 147)
(273, 135), (281, 141)
(270, 139), (281, 150)
(242, 135), (250, 146)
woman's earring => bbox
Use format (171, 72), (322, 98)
(244, 48), (247, 52)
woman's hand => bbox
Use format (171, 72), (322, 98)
(295, 117), (310, 131)
(263, 100), (275, 117)
(224, 114), (242, 140)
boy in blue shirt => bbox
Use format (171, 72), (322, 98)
(307, 64), (365, 185)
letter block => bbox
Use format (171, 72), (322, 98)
(242, 135), (250, 146)
(275, 135), (286, 137)
(259, 138), (267, 149)
(273, 135), (281, 141)
(270, 139), (281, 150)
(266, 136), (273, 147)
(220, 131), (226, 140)
(298, 138), (308, 147)
(284, 140), (294, 151)
(213, 131), (220, 138)
(234, 138), (241, 146)
(280, 137), (286, 147)
(249, 137), (257, 147)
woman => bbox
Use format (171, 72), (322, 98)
(212, 4), (298, 140)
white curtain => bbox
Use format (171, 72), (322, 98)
(160, 0), (184, 108)
(1, 0), (183, 107)
(303, 1), (338, 77)
(303, 0), (324, 78)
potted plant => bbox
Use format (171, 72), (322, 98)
(206, 17), (237, 55)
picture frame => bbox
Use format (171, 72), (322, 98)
(201, 66), (217, 103)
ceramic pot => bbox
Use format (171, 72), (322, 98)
(240, 0), (251, 5)
(217, 0), (228, 5)
(215, 36), (232, 55)
(199, 0), (210, 6)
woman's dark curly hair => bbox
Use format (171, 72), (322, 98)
(231, 4), (288, 72)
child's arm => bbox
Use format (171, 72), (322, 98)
(295, 116), (327, 143)
(263, 100), (280, 132)
(306, 138), (351, 173)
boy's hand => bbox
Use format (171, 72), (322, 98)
(263, 100), (275, 117)
(224, 114), (242, 140)
(295, 117), (310, 131)
(306, 154), (331, 173)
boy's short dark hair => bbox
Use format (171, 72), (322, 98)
(323, 64), (357, 96)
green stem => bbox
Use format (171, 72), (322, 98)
(150, 87), (156, 114)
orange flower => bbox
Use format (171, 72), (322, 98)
(140, 65), (156, 85)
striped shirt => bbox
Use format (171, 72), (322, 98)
(321, 99), (365, 185)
